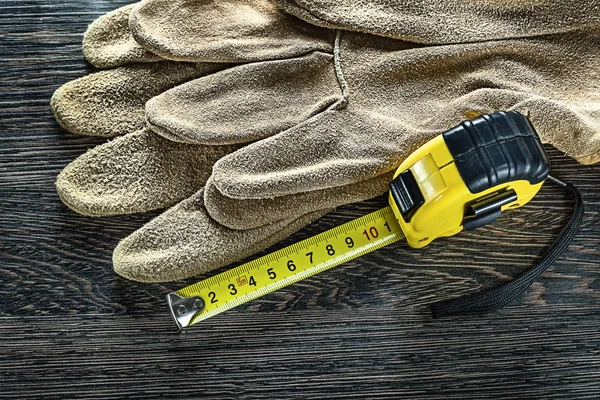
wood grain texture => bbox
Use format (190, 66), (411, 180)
(0, 1), (599, 398)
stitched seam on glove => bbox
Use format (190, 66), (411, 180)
(332, 30), (349, 111)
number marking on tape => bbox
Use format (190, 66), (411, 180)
(171, 206), (405, 327)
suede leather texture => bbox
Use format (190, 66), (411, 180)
(140, 28), (600, 228)
(129, 0), (335, 62)
(55, 128), (240, 216)
(51, 61), (225, 138)
(282, 0), (600, 44)
(83, 3), (162, 68)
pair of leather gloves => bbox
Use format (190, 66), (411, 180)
(52, 0), (600, 282)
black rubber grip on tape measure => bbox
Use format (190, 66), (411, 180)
(443, 111), (550, 193)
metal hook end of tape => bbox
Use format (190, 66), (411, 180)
(166, 292), (205, 331)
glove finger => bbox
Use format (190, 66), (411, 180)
(211, 92), (600, 202)
(51, 61), (227, 137)
(204, 173), (392, 230)
(205, 97), (600, 230)
(113, 188), (330, 282)
(209, 109), (425, 199)
(129, 0), (334, 63)
(283, 0), (600, 44)
(147, 51), (342, 145)
(56, 128), (240, 216)
(83, 3), (164, 68)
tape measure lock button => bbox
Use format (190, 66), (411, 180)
(389, 169), (424, 222)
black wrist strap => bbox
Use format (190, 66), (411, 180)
(431, 176), (584, 318)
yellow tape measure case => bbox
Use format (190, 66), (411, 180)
(389, 111), (550, 248)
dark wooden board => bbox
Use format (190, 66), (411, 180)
(1, 1), (599, 398)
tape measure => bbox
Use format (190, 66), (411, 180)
(167, 111), (581, 330)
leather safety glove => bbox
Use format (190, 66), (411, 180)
(52, 2), (331, 281)
(128, 1), (600, 231)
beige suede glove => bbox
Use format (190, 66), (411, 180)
(126, 0), (599, 231)
(53, 2), (331, 281)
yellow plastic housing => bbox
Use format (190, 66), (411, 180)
(388, 135), (544, 248)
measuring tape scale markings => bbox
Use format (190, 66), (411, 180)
(170, 207), (405, 328)
(167, 111), (583, 330)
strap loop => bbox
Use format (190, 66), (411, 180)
(431, 176), (583, 318)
